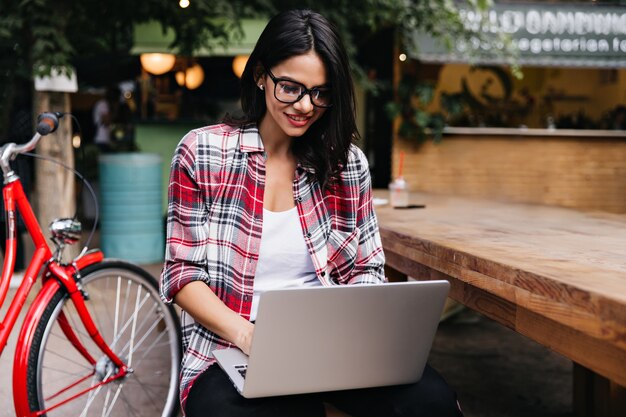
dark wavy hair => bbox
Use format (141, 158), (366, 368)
(228, 9), (358, 190)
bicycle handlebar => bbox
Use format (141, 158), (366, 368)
(1, 133), (42, 178)
(36, 112), (63, 135)
(0, 112), (65, 179)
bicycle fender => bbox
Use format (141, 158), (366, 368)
(74, 250), (104, 272)
(13, 278), (61, 417)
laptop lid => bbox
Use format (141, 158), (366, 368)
(221, 280), (450, 398)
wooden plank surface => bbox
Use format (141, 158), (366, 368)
(374, 191), (626, 387)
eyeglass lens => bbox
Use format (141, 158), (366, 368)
(274, 80), (331, 107)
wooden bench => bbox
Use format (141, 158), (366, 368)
(375, 191), (626, 417)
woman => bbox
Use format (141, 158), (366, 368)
(160, 9), (462, 417)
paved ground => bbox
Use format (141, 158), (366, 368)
(431, 308), (573, 417)
(1, 261), (573, 416)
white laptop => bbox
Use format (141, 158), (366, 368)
(213, 280), (450, 398)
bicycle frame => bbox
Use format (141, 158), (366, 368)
(0, 177), (129, 416)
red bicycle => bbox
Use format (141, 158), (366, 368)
(0, 113), (181, 416)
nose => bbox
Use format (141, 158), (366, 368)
(293, 93), (314, 113)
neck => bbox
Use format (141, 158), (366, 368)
(258, 115), (292, 158)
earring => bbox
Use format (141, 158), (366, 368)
(258, 84), (264, 90)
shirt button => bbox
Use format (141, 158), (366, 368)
(320, 271), (326, 277)
(296, 196), (303, 202)
(306, 232), (312, 238)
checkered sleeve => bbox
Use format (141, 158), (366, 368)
(348, 146), (387, 285)
(160, 130), (211, 304)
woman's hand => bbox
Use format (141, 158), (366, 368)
(174, 281), (255, 353)
(235, 321), (255, 355)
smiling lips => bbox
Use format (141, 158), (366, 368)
(285, 113), (312, 127)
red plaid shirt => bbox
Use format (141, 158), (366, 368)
(159, 123), (386, 411)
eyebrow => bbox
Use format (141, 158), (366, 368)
(272, 74), (330, 89)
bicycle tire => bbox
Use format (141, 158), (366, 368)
(24, 260), (181, 417)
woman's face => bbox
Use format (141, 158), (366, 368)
(258, 51), (329, 141)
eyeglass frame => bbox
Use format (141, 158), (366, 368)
(262, 63), (333, 108)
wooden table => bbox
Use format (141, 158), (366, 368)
(374, 191), (626, 417)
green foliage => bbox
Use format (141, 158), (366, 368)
(2, 0), (515, 79)
(0, 0), (518, 136)
(2, 0), (513, 83)
(0, 0), (271, 134)
(389, 74), (465, 144)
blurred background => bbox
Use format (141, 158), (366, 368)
(1, 1), (625, 416)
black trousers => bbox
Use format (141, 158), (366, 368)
(186, 364), (463, 417)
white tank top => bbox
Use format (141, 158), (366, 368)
(250, 207), (321, 321)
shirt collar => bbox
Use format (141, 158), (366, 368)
(297, 162), (316, 174)
(238, 123), (316, 174)
(238, 124), (265, 153)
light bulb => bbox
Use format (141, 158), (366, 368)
(140, 53), (176, 75)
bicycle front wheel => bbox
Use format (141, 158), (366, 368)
(25, 261), (181, 417)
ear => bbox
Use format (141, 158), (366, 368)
(253, 63), (265, 85)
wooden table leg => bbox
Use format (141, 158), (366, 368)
(574, 363), (626, 417)
(385, 264), (408, 282)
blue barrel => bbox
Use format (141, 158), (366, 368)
(99, 153), (164, 263)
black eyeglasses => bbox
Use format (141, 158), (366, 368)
(263, 64), (332, 108)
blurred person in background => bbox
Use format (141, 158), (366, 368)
(92, 86), (119, 152)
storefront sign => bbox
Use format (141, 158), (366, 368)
(410, 3), (626, 67)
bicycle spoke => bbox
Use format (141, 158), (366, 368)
(61, 302), (101, 364)
(113, 276), (122, 349)
(41, 363), (92, 377)
(80, 375), (101, 417)
(94, 277), (119, 345)
(90, 285), (108, 344)
(119, 303), (159, 351)
(118, 305), (160, 357)
(123, 379), (170, 389)
(103, 383), (124, 417)
(58, 305), (92, 343)
(80, 368), (113, 417)
(43, 371), (96, 403)
(84, 276), (134, 352)
(41, 349), (93, 371)
(127, 284), (142, 367)
(120, 389), (142, 417)
(109, 291), (151, 350)
(129, 328), (169, 370)
(94, 277), (125, 348)
(127, 373), (164, 413)
(50, 325), (90, 344)
(118, 278), (133, 346)
(101, 383), (113, 417)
